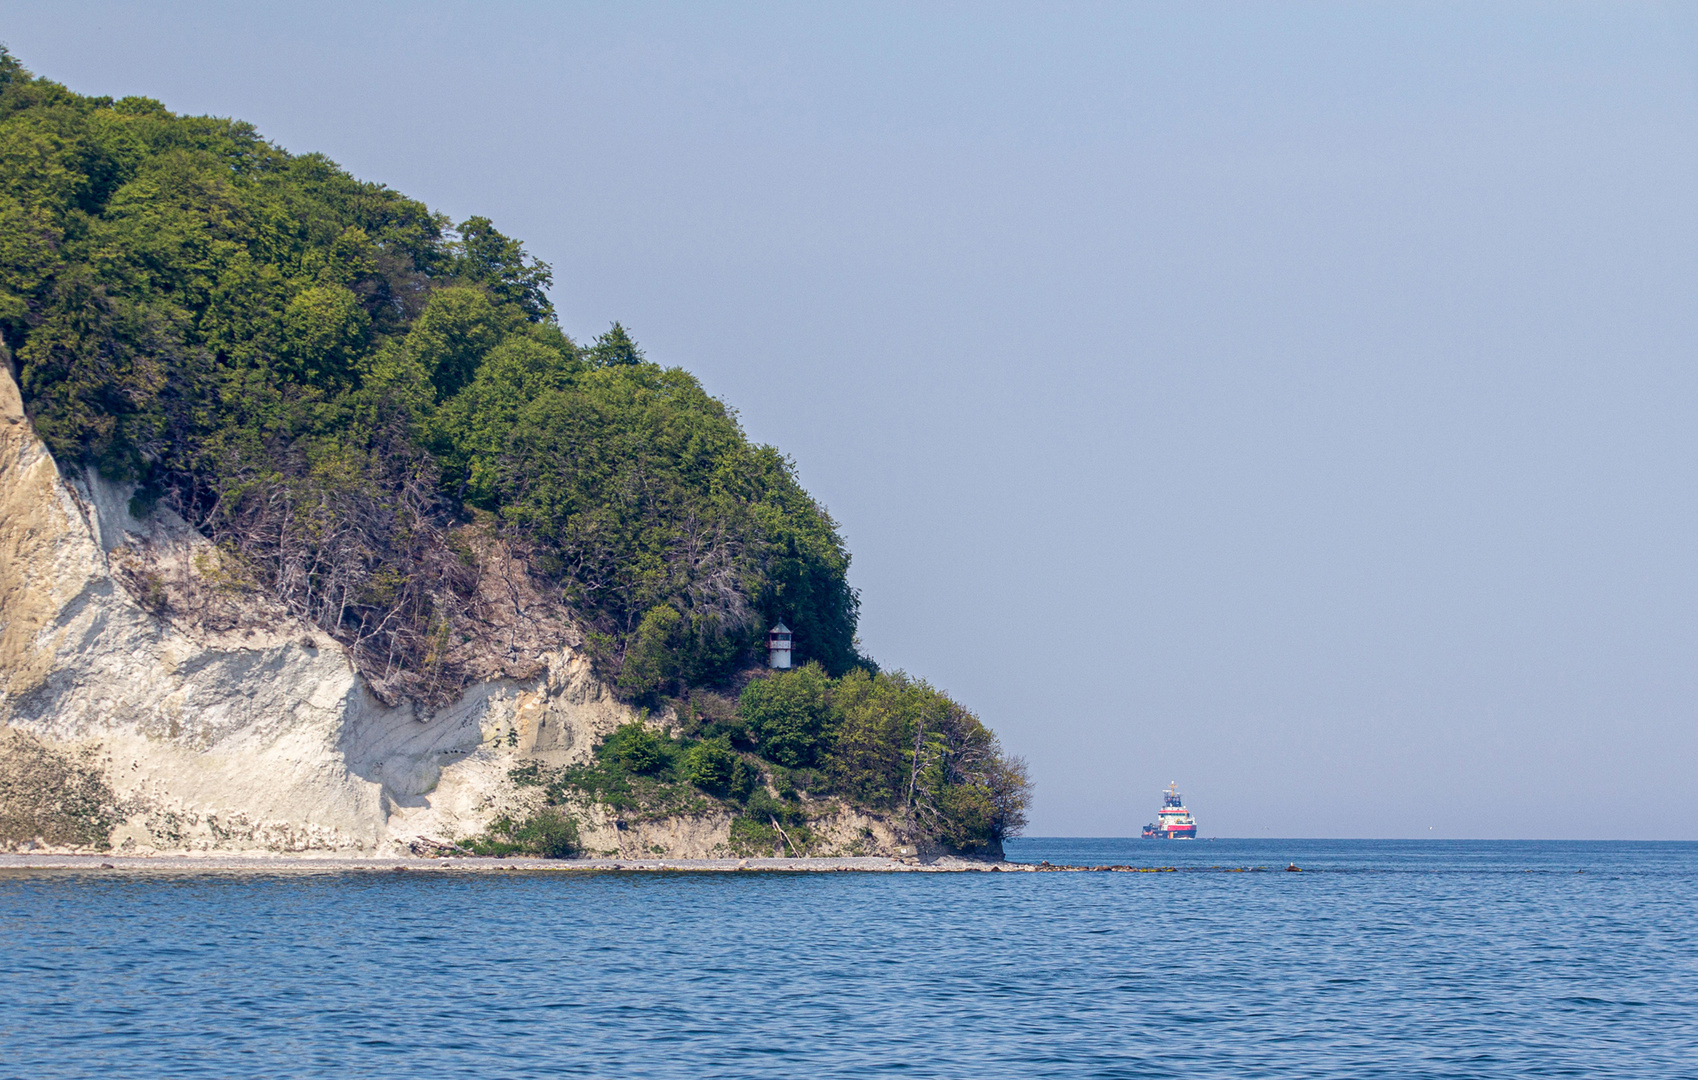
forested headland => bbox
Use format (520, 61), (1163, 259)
(0, 49), (1029, 852)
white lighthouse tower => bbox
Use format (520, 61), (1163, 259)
(766, 622), (793, 669)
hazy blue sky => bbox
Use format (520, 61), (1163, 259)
(7, 2), (1698, 837)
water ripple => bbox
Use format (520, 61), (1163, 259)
(0, 840), (1694, 1077)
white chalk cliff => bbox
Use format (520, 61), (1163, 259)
(0, 362), (779, 856)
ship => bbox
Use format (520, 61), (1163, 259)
(1141, 782), (1198, 839)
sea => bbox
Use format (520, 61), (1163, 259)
(1, 839), (1694, 1078)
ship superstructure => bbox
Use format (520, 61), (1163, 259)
(1141, 782), (1198, 839)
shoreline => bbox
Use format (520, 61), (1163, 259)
(0, 853), (1212, 874)
(0, 853), (1006, 874)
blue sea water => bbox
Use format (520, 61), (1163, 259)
(2, 839), (1695, 1078)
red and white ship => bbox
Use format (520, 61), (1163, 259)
(1141, 782), (1198, 839)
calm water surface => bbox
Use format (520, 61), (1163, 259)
(2, 839), (1694, 1078)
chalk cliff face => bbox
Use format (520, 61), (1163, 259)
(0, 363), (724, 856)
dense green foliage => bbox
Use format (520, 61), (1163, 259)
(599, 721), (668, 775)
(463, 808), (580, 858)
(743, 665), (1031, 849)
(0, 49), (860, 700)
(737, 662), (834, 768)
(512, 669), (1029, 852)
(511, 722), (721, 823)
(681, 736), (755, 799)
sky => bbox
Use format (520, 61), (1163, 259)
(5, 1), (1698, 838)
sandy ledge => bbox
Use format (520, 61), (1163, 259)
(0, 852), (1019, 874)
(0, 853), (1242, 874)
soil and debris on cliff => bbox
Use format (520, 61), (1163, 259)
(0, 727), (121, 849)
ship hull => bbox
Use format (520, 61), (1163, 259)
(1142, 783), (1199, 839)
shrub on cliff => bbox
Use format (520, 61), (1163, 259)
(681, 736), (756, 800)
(600, 722), (668, 775)
(465, 809), (580, 858)
(737, 661), (835, 768)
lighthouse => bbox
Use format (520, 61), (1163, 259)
(766, 622), (793, 669)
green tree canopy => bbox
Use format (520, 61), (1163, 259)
(0, 48), (864, 700)
(731, 664), (1031, 849)
(738, 662), (836, 768)
(586, 322), (643, 367)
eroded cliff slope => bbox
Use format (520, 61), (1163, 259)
(0, 363), (814, 856)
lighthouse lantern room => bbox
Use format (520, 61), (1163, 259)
(766, 622), (793, 669)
